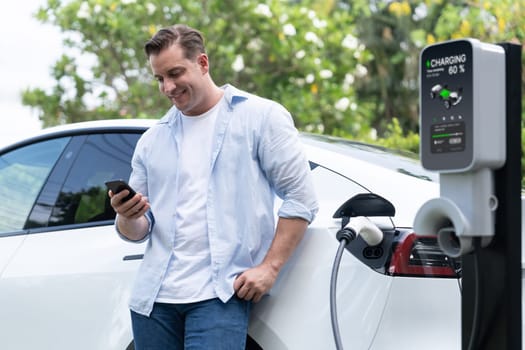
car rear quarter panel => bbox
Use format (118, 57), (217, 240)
(249, 225), (393, 349)
(370, 276), (461, 350)
(303, 143), (439, 228)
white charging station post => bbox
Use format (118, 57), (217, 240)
(414, 39), (522, 349)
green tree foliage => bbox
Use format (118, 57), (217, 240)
(23, 0), (524, 148)
(24, 0), (371, 139)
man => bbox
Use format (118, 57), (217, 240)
(109, 24), (318, 349)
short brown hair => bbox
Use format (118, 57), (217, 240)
(144, 24), (206, 59)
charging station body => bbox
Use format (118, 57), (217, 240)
(420, 38), (505, 172)
(415, 38), (506, 257)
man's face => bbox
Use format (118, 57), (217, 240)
(149, 44), (209, 116)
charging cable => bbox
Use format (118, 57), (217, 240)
(330, 227), (356, 350)
(330, 217), (384, 350)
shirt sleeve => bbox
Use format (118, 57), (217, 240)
(258, 102), (319, 223)
(114, 134), (155, 242)
(115, 209), (154, 243)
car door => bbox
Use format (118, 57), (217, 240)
(0, 137), (70, 275)
(0, 131), (145, 350)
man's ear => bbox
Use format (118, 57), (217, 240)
(197, 53), (209, 74)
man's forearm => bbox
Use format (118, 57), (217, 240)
(234, 216), (309, 302)
(261, 216), (309, 273)
(117, 214), (150, 242)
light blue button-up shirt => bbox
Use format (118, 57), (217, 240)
(122, 85), (318, 316)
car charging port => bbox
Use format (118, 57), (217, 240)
(363, 246), (383, 259)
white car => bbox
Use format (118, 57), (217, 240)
(0, 119), (463, 349)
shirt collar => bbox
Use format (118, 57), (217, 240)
(221, 84), (249, 109)
(158, 84), (249, 127)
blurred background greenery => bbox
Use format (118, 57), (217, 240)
(22, 0), (524, 176)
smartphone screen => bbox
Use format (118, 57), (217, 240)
(105, 179), (137, 202)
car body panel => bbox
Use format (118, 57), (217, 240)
(0, 225), (145, 349)
(0, 234), (27, 277)
(370, 277), (461, 350)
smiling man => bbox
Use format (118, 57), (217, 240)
(109, 24), (318, 350)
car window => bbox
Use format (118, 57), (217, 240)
(0, 138), (70, 233)
(48, 133), (141, 227)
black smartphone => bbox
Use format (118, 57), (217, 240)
(105, 179), (137, 202)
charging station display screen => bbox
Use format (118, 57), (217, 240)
(420, 40), (473, 170)
(431, 122), (465, 153)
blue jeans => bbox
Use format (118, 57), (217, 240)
(130, 297), (251, 350)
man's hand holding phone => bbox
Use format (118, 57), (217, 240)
(106, 180), (151, 241)
(106, 180), (150, 220)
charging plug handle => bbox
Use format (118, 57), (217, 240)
(336, 227), (356, 243)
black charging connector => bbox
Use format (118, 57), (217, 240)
(336, 228), (356, 243)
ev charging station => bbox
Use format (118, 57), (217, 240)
(414, 39), (522, 349)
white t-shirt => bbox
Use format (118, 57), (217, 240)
(156, 101), (220, 303)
